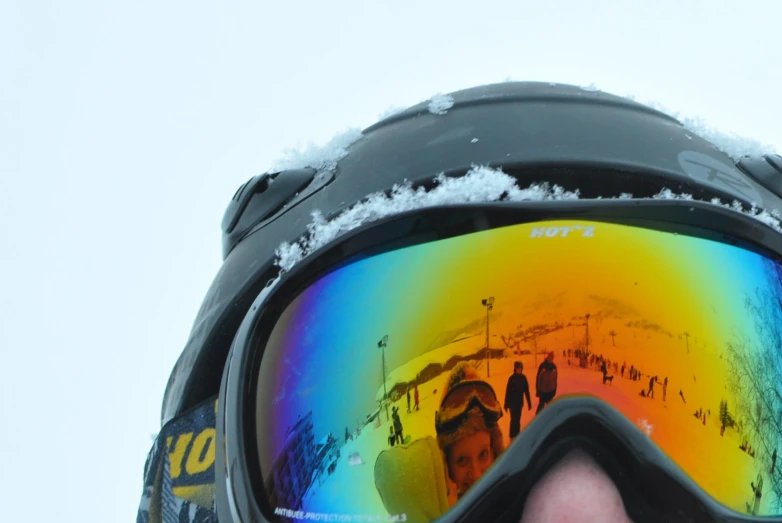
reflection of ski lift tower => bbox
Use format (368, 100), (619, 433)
(585, 313), (591, 358)
(533, 335), (538, 369)
(482, 297), (495, 377)
(378, 335), (389, 421)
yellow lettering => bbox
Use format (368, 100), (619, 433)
(186, 428), (216, 475)
(168, 433), (193, 479)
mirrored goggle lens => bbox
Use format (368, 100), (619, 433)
(254, 219), (782, 521)
(435, 381), (503, 435)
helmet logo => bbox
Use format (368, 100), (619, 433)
(678, 151), (763, 203)
(530, 225), (595, 238)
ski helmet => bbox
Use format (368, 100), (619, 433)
(158, 81), (782, 523)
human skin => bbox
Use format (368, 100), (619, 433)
(446, 431), (494, 497)
(519, 450), (633, 523)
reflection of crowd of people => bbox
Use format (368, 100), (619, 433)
(739, 438), (757, 457)
(560, 349), (684, 406)
(387, 387), (421, 447)
(565, 349), (647, 383)
(503, 352), (560, 439)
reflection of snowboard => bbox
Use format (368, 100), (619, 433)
(347, 452), (365, 467)
(402, 435), (411, 445)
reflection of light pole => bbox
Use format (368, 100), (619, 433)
(378, 335), (389, 420)
(482, 297), (495, 377)
(585, 313), (591, 358)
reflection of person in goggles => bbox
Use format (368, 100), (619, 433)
(435, 365), (505, 501)
(137, 82), (782, 523)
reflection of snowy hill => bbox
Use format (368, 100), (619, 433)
(376, 334), (489, 401)
(420, 312), (502, 353)
(374, 294), (660, 401)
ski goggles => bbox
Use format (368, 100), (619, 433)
(435, 380), (503, 435)
(217, 200), (782, 523)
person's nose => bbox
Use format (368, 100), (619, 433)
(519, 450), (633, 523)
(469, 461), (481, 482)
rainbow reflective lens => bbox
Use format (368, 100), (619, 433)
(255, 220), (782, 521)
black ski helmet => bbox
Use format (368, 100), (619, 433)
(161, 80), (782, 428)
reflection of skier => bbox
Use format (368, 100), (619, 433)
(407, 388), (412, 413)
(414, 385), (420, 411)
(749, 474), (763, 515)
(504, 361), (532, 439)
(662, 377), (668, 402)
(772, 449), (778, 475)
(392, 406), (404, 444)
(388, 426), (397, 447)
(647, 376), (656, 398)
(535, 352), (558, 415)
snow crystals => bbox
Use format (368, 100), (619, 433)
(647, 101), (774, 161)
(347, 452), (365, 467)
(637, 418), (654, 436)
(275, 166), (579, 272)
(570, 83), (776, 160)
(652, 188), (782, 233)
(274, 162), (782, 276)
(377, 105), (407, 121)
(428, 93), (454, 115)
(270, 127), (363, 173)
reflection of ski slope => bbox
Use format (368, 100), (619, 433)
(308, 319), (767, 516)
(376, 334), (487, 401)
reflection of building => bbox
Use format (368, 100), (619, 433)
(312, 433), (340, 486)
(266, 412), (317, 509)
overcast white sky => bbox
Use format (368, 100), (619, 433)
(1, 1), (781, 521)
